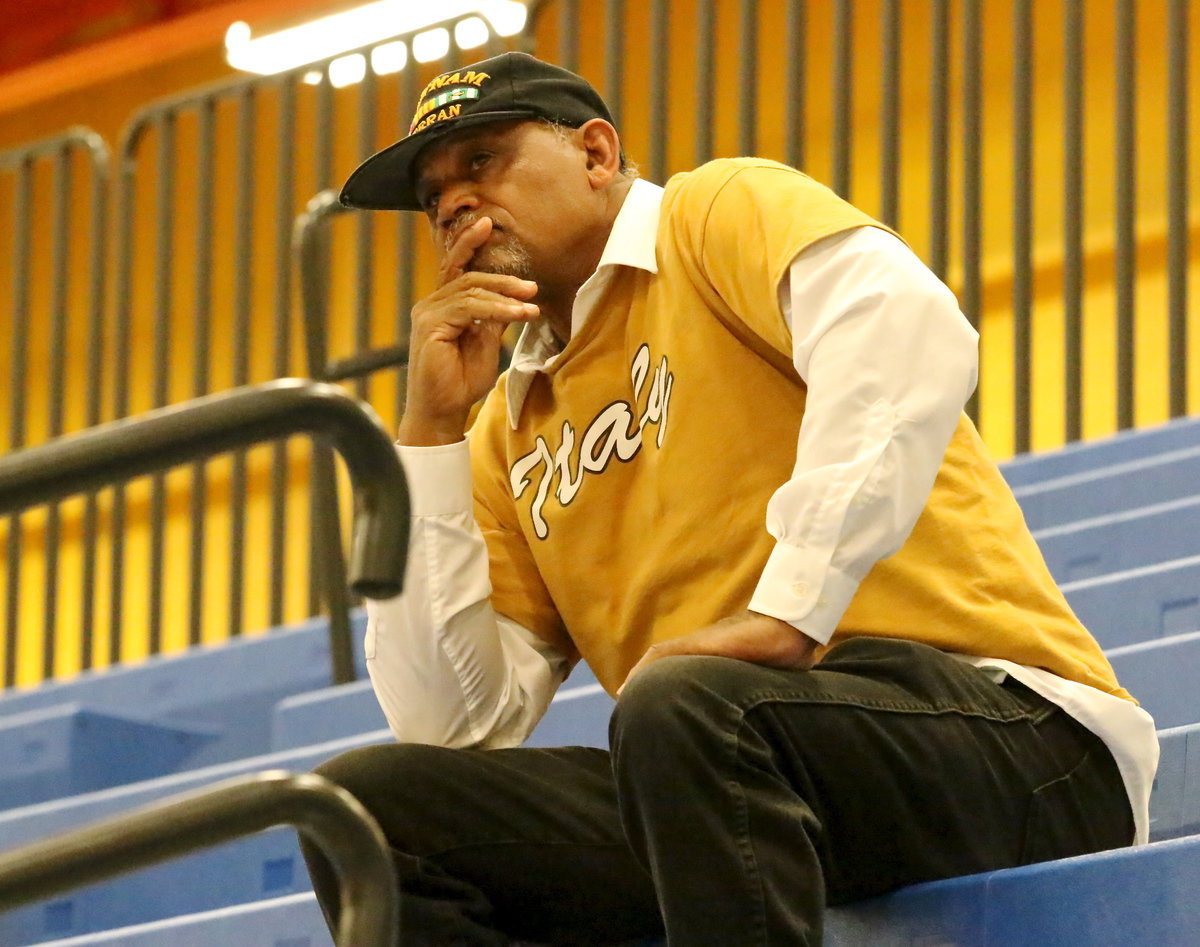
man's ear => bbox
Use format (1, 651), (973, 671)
(578, 119), (623, 189)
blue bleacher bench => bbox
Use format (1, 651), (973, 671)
(1012, 445), (1200, 531)
(999, 415), (1200, 488)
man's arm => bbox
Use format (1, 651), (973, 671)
(365, 217), (569, 748)
(621, 226), (977, 687)
(365, 442), (570, 748)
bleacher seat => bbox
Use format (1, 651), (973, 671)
(0, 615), (367, 812)
(0, 730), (387, 944)
(32, 893), (327, 947)
(1062, 555), (1200, 650)
(1034, 495), (1200, 584)
(1151, 723), (1200, 843)
(824, 833), (1200, 946)
(1106, 631), (1200, 729)
(0, 703), (216, 810)
(1012, 445), (1200, 530)
(998, 415), (1200, 488)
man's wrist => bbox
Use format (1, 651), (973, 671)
(397, 412), (469, 446)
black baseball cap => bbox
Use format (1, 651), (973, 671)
(340, 51), (615, 212)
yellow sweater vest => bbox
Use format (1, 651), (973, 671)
(469, 158), (1130, 701)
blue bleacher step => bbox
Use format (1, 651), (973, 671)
(1152, 723), (1200, 843)
(271, 663), (613, 753)
(34, 892), (330, 947)
(271, 681), (384, 753)
(1062, 554), (1200, 650)
(0, 733), (388, 945)
(1, 720), (1193, 941)
(0, 703), (217, 811)
(1012, 444), (1200, 531)
(1107, 631), (1200, 730)
(1033, 494), (1200, 584)
(824, 832), (1200, 946)
(1000, 415), (1200, 488)
(0, 614), (368, 778)
(34, 834), (1200, 946)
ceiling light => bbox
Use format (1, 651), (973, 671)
(371, 41), (408, 76)
(412, 28), (451, 63)
(455, 16), (490, 49)
(225, 1), (527, 77)
(329, 53), (367, 88)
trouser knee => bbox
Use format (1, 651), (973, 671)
(609, 655), (751, 769)
(312, 742), (454, 851)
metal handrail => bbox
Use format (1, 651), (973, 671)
(0, 771), (398, 945)
(0, 378), (408, 601)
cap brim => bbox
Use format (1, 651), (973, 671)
(339, 109), (540, 212)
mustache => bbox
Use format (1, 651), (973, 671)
(443, 211), (499, 254)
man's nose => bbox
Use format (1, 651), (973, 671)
(437, 186), (480, 230)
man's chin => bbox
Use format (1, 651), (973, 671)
(468, 250), (534, 280)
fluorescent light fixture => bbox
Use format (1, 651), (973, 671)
(455, 16), (490, 50)
(329, 53), (367, 88)
(302, 70), (324, 85)
(371, 41), (408, 76)
(225, 1), (527, 76)
(412, 28), (451, 63)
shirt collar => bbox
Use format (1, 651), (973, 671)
(505, 177), (665, 428)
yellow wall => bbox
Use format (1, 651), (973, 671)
(0, 0), (1196, 687)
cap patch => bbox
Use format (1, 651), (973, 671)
(409, 71), (492, 134)
(409, 87), (484, 134)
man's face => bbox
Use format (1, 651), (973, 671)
(413, 120), (599, 285)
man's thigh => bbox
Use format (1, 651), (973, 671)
(613, 637), (1132, 904)
(315, 741), (663, 943)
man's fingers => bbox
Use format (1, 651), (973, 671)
(446, 272), (539, 299)
(439, 217), (493, 282)
(420, 294), (540, 333)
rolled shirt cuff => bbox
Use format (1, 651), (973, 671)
(396, 439), (473, 516)
(747, 542), (862, 645)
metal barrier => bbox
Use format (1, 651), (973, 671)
(526, 0), (1192, 453)
(0, 379), (410, 681)
(294, 189), (389, 688)
(100, 13), (515, 676)
(0, 770), (398, 945)
(0, 17), (517, 689)
(0, 0), (1193, 689)
(0, 127), (110, 690)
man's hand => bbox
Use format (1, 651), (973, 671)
(399, 216), (541, 446)
(618, 610), (819, 694)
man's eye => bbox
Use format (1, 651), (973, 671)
(422, 192), (440, 212)
(470, 151), (492, 170)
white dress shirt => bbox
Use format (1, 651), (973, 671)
(366, 178), (1158, 843)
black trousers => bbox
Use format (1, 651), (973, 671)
(303, 637), (1133, 946)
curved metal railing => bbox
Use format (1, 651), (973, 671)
(0, 771), (398, 945)
(0, 378), (409, 603)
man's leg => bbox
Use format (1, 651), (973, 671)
(609, 637), (1133, 947)
(302, 742), (664, 946)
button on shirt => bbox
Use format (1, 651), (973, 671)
(367, 177), (1157, 843)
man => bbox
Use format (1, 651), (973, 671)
(304, 52), (1157, 945)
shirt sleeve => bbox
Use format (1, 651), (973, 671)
(364, 439), (571, 748)
(747, 226), (979, 643)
